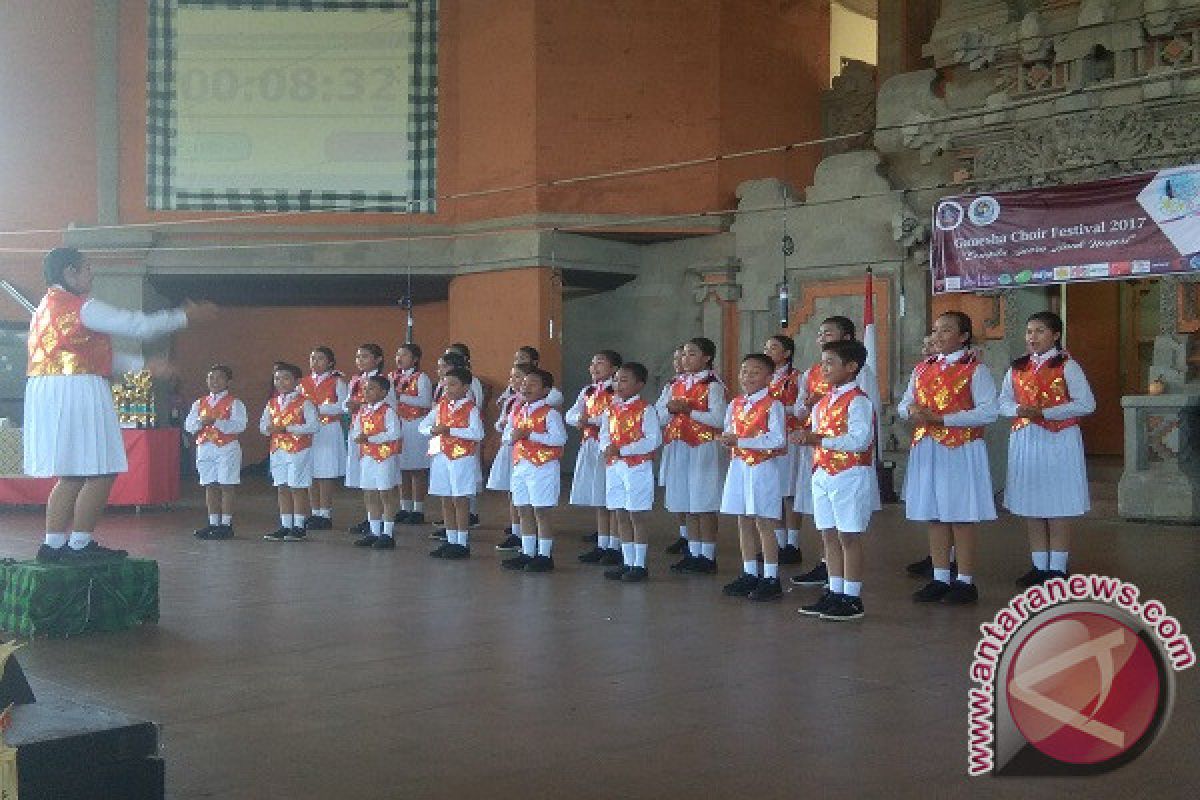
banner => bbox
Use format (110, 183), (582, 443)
(930, 164), (1200, 294)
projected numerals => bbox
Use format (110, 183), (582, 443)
(177, 65), (400, 105)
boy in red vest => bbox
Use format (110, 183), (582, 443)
(599, 362), (661, 582)
(791, 340), (875, 620)
(259, 362), (320, 542)
(186, 364), (247, 540)
(420, 366), (485, 559)
(351, 374), (403, 550)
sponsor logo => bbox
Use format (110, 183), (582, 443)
(943, 276), (961, 291)
(1053, 266), (1072, 281)
(1110, 262), (1132, 276)
(998, 273), (1013, 285)
(968, 195), (1001, 226)
(1033, 269), (1054, 282)
(1086, 263), (1112, 278)
(936, 201), (965, 231)
(1131, 260), (1152, 274)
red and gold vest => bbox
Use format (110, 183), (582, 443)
(663, 376), (721, 447)
(356, 403), (399, 461)
(910, 353), (986, 448)
(730, 393), (785, 466)
(768, 366), (803, 432)
(347, 372), (376, 407)
(301, 372), (343, 424)
(1010, 355), (1079, 434)
(390, 369), (428, 421)
(194, 393), (239, 447)
(267, 393), (313, 453)
(512, 403), (562, 466)
(430, 398), (478, 460)
(606, 397), (654, 467)
(26, 286), (113, 377)
(812, 388), (874, 476)
(580, 383), (614, 441)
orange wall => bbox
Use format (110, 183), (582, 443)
(174, 301), (448, 464)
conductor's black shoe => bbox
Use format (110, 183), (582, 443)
(1015, 567), (1046, 588)
(372, 535), (396, 550)
(913, 579), (952, 603)
(778, 544), (802, 565)
(577, 547), (606, 564)
(62, 541), (128, 561)
(665, 536), (688, 555)
(790, 561), (828, 586)
(502, 553), (533, 570)
(604, 565), (630, 580)
(748, 577), (783, 602)
(524, 555), (555, 573)
(683, 555), (718, 574)
(906, 555), (933, 579)
(941, 580), (979, 605)
(600, 549), (623, 566)
(621, 566), (648, 583)
(495, 534), (522, 551)
(35, 544), (65, 563)
(798, 590), (839, 617)
(722, 573), (760, 596)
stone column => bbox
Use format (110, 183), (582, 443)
(692, 259), (742, 383)
(1118, 393), (1200, 523)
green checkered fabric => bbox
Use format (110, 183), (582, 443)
(0, 559), (159, 638)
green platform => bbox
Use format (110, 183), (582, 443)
(0, 558), (159, 638)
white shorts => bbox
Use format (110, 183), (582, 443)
(196, 442), (241, 486)
(269, 448), (313, 489)
(358, 455), (399, 491)
(429, 454), (478, 497)
(604, 460), (655, 512)
(510, 460), (560, 508)
(811, 466), (873, 534)
(720, 458), (783, 519)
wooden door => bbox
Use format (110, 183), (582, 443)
(1065, 282), (1123, 456)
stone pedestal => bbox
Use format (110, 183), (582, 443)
(1118, 393), (1200, 523)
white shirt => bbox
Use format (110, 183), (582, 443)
(598, 395), (662, 458)
(724, 388), (787, 451)
(897, 349), (998, 428)
(184, 391), (247, 438)
(75, 293), (189, 374)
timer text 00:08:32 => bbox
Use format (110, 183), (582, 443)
(177, 65), (400, 105)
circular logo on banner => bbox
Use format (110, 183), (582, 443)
(1005, 611), (1165, 767)
(968, 195), (1001, 226)
(936, 200), (964, 230)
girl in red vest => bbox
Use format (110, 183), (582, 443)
(185, 364), (246, 540)
(570, 350), (622, 566)
(489, 363), (532, 552)
(344, 343), (390, 535)
(899, 311), (998, 605)
(657, 344), (691, 554)
(391, 343), (433, 524)
(999, 311), (1095, 586)
(302, 346), (348, 531)
(764, 334), (804, 566)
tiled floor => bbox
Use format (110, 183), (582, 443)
(1, 473), (1196, 799)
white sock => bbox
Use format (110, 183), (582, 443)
(315, 508), (330, 518)
(774, 529), (786, 548)
(634, 543), (648, 568)
(609, 537), (622, 552)
(511, 522), (522, 537)
(763, 562), (779, 579)
(933, 568), (952, 584)
(701, 542), (716, 560)
(1032, 551), (1049, 570)
(521, 535), (537, 556)
(598, 535), (611, 550)
(68, 531), (92, 550)
(537, 538), (553, 557)
(1049, 551), (1069, 572)
(957, 573), (974, 585)
(829, 576), (845, 594)
(413, 501), (425, 513)
(679, 525), (689, 539)
(369, 518), (383, 535)
(44, 532), (67, 548)
(401, 499), (414, 512)
(743, 560), (759, 576)
(688, 540), (703, 557)
(843, 580), (862, 598)
(382, 521), (395, 538)
(461, 530), (470, 547)
(786, 529), (800, 547)
(280, 514), (292, 529)
(621, 542), (635, 565)
(208, 513), (220, 526)
(220, 514), (232, 525)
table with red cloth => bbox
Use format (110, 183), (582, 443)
(0, 428), (181, 506)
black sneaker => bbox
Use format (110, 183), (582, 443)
(349, 519), (370, 535)
(683, 555), (718, 574)
(913, 579), (952, 603)
(790, 561), (828, 586)
(408, 511), (425, 525)
(429, 542), (450, 558)
(469, 513), (481, 528)
(193, 524), (217, 539)
(578, 546), (606, 564)
(1015, 566), (1046, 588)
(601, 549), (623, 566)
(669, 554), (696, 572)
(798, 590), (840, 617)
(604, 565), (631, 580)
(355, 534), (380, 547)
(906, 554), (933, 579)
(502, 553), (533, 570)
(941, 580), (979, 605)
(284, 527), (307, 541)
(778, 544), (802, 565)
(393, 510), (414, 524)
(372, 535), (396, 550)
(622, 566), (648, 583)
(821, 594), (865, 620)
(1044, 569), (1068, 582)
(722, 573), (760, 596)
(665, 536), (689, 554)
(264, 528), (291, 542)
(306, 516), (331, 530)
(429, 529), (448, 541)
(35, 544), (66, 563)
(441, 543), (470, 559)
(62, 541), (128, 562)
(495, 534), (522, 551)
(581, 531), (599, 543)
(748, 577), (783, 602)
(208, 525), (235, 540)
(524, 555), (555, 572)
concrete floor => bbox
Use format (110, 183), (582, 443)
(1, 466), (1197, 799)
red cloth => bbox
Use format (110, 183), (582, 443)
(0, 428), (180, 506)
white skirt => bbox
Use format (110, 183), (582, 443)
(429, 453), (478, 497)
(358, 455), (399, 491)
(344, 431), (363, 489)
(396, 417), (431, 470)
(1003, 425), (1090, 518)
(311, 420), (347, 479)
(659, 440), (722, 513)
(792, 444), (815, 513)
(775, 441), (801, 498)
(569, 438), (607, 506)
(23, 374), (127, 477)
(903, 438), (997, 523)
(486, 443), (513, 491)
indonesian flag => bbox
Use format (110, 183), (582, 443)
(863, 267), (877, 377)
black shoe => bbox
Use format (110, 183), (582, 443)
(284, 527), (307, 541)
(372, 535), (396, 550)
(442, 543), (470, 559)
(913, 579), (952, 603)
(524, 555), (555, 572)
(264, 528), (291, 542)
(906, 555), (933, 579)
(208, 524), (235, 540)
(798, 590), (840, 617)
(349, 519), (370, 535)
(581, 531), (599, 543)
(36, 544), (66, 563)
(604, 565), (630, 580)
(941, 580), (979, 605)
(578, 546), (606, 563)
(778, 544), (802, 565)
(622, 566), (648, 583)
(1015, 566), (1046, 588)
(429, 529), (448, 541)
(600, 549), (623, 566)
(495, 534), (522, 551)
(305, 516), (331, 530)
(193, 524), (217, 539)
(722, 573), (760, 596)
(469, 513), (481, 528)
(393, 511), (412, 525)
(665, 536), (689, 555)
(822, 594), (865, 620)
(683, 555), (718, 574)
(355, 534), (380, 547)
(502, 553), (533, 570)
(1044, 569), (1068, 582)
(61, 541), (128, 561)
(748, 577), (783, 602)
(790, 561), (828, 586)
(669, 554), (696, 572)
(429, 542), (450, 558)
(408, 511), (426, 525)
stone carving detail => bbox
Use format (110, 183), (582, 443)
(822, 60), (877, 158)
(1145, 413), (1182, 463)
(891, 205), (928, 252)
